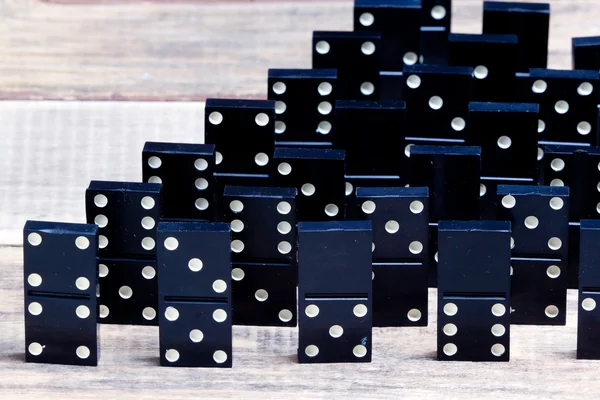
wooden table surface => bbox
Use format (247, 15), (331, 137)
(2, 0), (600, 398)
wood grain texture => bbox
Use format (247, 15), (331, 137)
(2, 244), (598, 399)
(1, 0), (600, 100)
(0, 101), (205, 245)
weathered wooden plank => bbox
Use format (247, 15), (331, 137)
(0, 101), (205, 245)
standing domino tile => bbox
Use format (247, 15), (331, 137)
(572, 37), (600, 70)
(353, 187), (429, 327)
(408, 146), (481, 221)
(437, 221), (511, 362)
(497, 185), (569, 325)
(142, 142), (216, 221)
(354, 0), (422, 70)
(85, 181), (162, 259)
(96, 258), (158, 326)
(467, 102), (540, 219)
(335, 100), (406, 176)
(408, 145), (481, 286)
(539, 145), (600, 221)
(86, 181), (162, 325)
(448, 33), (519, 102)
(578, 220), (600, 359)
(222, 186), (298, 327)
(268, 69), (338, 146)
(402, 65), (473, 145)
(539, 145), (600, 288)
(273, 147), (345, 221)
(24, 221), (99, 366)
(483, 1), (550, 71)
(313, 31), (382, 100)
(157, 222), (232, 367)
(297, 221), (373, 363)
(467, 102), (539, 179)
(204, 99), (276, 174)
(521, 69), (600, 146)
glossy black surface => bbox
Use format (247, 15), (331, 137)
(297, 221), (372, 363)
(408, 145), (481, 221)
(437, 221), (511, 362)
(204, 99), (276, 175)
(467, 102), (539, 178)
(483, 1), (550, 72)
(448, 33), (519, 102)
(85, 181), (162, 259)
(157, 222), (232, 367)
(97, 258), (158, 326)
(230, 261), (297, 327)
(268, 69), (338, 146)
(335, 100), (406, 175)
(578, 220), (600, 359)
(142, 142), (216, 221)
(402, 65), (473, 142)
(572, 36), (600, 70)
(519, 69), (600, 146)
(354, 0), (422, 70)
(24, 221), (99, 366)
(353, 187), (429, 327)
(312, 31), (382, 100)
(273, 148), (345, 221)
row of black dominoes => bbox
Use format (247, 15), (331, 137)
(24, 219), (234, 367)
(20, 155), (577, 366)
(23, 213), (600, 364)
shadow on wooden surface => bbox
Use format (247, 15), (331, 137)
(0, 0), (599, 101)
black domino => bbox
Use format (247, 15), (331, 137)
(354, 0), (422, 70)
(313, 31), (382, 100)
(353, 187), (429, 327)
(483, 1), (550, 71)
(157, 222), (232, 367)
(438, 221), (511, 362)
(222, 186), (298, 327)
(521, 69), (600, 146)
(448, 33), (519, 102)
(497, 185), (569, 325)
(85, 181), (162, 259)
(268, 69), (338, 146)
(578, 219), (600, 359)
(204, 99), (276, 174)
(297, 221), (373, 363)
(408, 145), (481, 286)
(86, 181), (162, 325)
(402, 65), (473, 144)
(24, 221), (99, 366)
(539, 144), (600, 288)
(335, 100), (406, 176)
(573, 36), (600, 70)
(273, 147), (345, 221)
(142, 142), (216, 221)
(467, 102), (539, 179)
